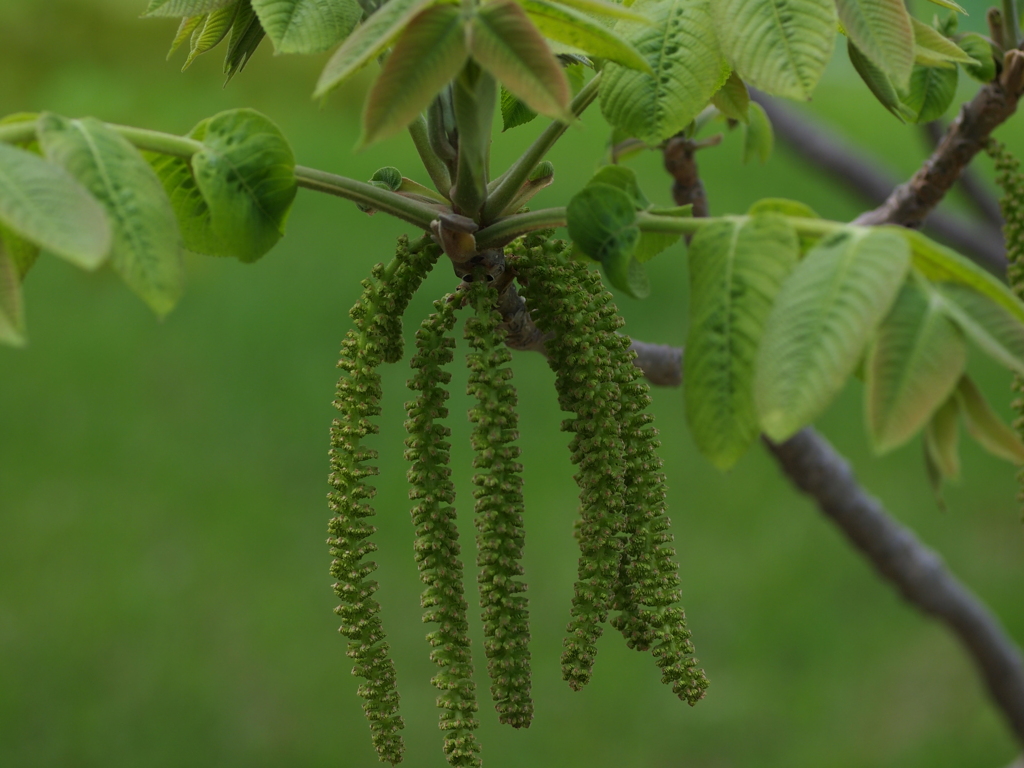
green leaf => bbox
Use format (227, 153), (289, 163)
(520, 0), (651, 73)
(685, 214), (799, 468)
(144, 0), (238, 16)
(168, 15), (205, 59)
(958, 33), (996, 83)
(847, 39), (912, 121)
(912, 16), (977, 67)
(936, 282), (1024, 376)
(251, 0), (361, 54)
(224, 1), (267, 79)
(600, 0), (726, 146)
(900, 63), (958, 124)
(0, 141), (111, 269)
(566, 183), (649, 297)
(711, 71), (750, 122)
(835, 0), (913, 91)
(587, 164), (649, 207)
(150, 109), (296, 263)
(0, 223), (40, 279)
(900, 229), (1024, 326)
(38, 115), (185, 316)
(361, 4), (468, 146)
(712, 0), (836, 101)
(184, 2), (240, 69)
(925, 395), (961, 480)
(756, 227), (911, 441)
(747, 198), (819, 219)
(923, 0), (966, 14)
(0, 232), (26, 347)
(546, 0), (649, 22)
(742, 101), (772, 164)
(955, 376), (1024, 464)
(865, 278), (966, 453)
(314, 0), (436, 97)
(501, 86), (539, 130)
(469, 0), (572, 122)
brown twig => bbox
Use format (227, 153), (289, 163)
(923, 120), (1005, 231)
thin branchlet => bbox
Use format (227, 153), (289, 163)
(327, 235), (439, 764)
(989, 139), (1024, 520)
(465, 279), (534, 728)
(404, 296), (482, 767)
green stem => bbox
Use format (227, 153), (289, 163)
(476, 207), (567, 248)
(634, 211), (840, 240)
(408, 115), (452, 199)
(0, 118), (440, 231)
(1003, 0), (1020, 50)
(482, 72), (602, 224)
(452, 61), (497, 220)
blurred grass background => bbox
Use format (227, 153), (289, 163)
(0, 1), (1022, 766)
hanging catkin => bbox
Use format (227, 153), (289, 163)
(404, 296), (482, 767)
(327, 235), (439, 764)
(464, 278), (534, 728)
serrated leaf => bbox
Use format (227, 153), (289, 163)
(469, 0), (572, 121)
(925, 395), (960, 480)
(588, 164), (649, 207)
(848, 39), (911, 121)
(955, 376), (1024, 464)
(600, 0), (726, 146)
(184, 2), (240, 68)
(145, 0), (238, 16)
(361, 4), (468, 146)
(314, 0), (436, 97)
(712, 0), (836, 101)
(900, 63), (957, 124)
(501, 86), (539, 130)
(566, 182), (650, 297)
(711, 71), (749, 122)
(936, 282), (1024, 376)
(150, 109), (296, 263)
(912, 16), (977, 67)
(685, 214), (799, 468)
(547, 0), (648, 22)
(742, 101), (772, 164)
(0, 142), (111, 269)
(756, 226), (911, 441)
(958, 32), (996, 83)
(38, 115), (185, 316)
(251, 0), (361, 54)
(836, 0), (913, 91)
(168, 15), (205, 59)
(224, 1), (267, 79)
(900, 229), (1024, 326)
(866, 278), (966, 453)
(0, 233), (26, 347)
(521, 0), (651, 72)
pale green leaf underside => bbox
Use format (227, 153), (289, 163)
(925, 396), (960, 479)
(544, 0), (648, 22)
(912, 17), (977, 68)
(0, 141), (111, 269)
(314, 0), (437, 97)
(520, 0), (651, 72)
(361, 4), (468, 146)
(937, 282), (1024, 376)
(252, 0), (361, 54)
(38, 115), (185, 316)
(866, 279), (966, 453)
(924, 0), (966, 12)
(600, 0), (725, 146)
(901, 63), (957, 124)
(711, 70), (750, 122)
(469, 0), (571, 121)
(145, 0), (237, 17)
(756, 226), (911, 441)
(847, 40), (910, 121)
(0, 236), (25, 347)
(184, 3), (238, 68)
(956, 376), (1024, 464)
(836, 0), (913, 91)
(685, 214), (799, 469)
(712, 0), (836, 100)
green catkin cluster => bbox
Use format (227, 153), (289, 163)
(989, 140), (1024, 518)
(404, 296), (482, 768)
(327, 235), (440, 765)
(514, 239), (707, 703)
(464, 279), (534, 728)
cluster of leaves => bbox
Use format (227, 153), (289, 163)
(566, 166), (1024, 480)
(0, 108), (296, 346)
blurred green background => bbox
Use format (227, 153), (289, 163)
(1, 1), (1022, 766)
